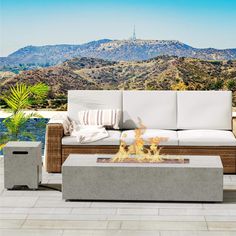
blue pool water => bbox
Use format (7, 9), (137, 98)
(0, 118), (49, 155)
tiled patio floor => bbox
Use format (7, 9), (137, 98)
(0, 156), (236, 235)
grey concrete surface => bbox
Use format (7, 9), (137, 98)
(3, 142), (42, 189)
(62, 154), (223, 202)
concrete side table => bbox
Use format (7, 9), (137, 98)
(4, 141), (42, 189)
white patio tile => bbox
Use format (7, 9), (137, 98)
(159, 208), (236, 216)
(121, 221), (207, 230)
(0, 219), (25, 229)
(47, 180), (62, 184)
(230, 175), (236, 181)
(203, 203), (236, 209)
(0, 214), (27, 220)
(108, 215), (205, 221)
(0, 197), (38, 208)
(45, 173), (62, 179)
(34, 198), (91, 208)
(35, 196), (62, 201)
(1, 191), (27, 196)
(0, 229), (63, 236)
(107, 221), (121, 229)
(0, 208), (14, 214)
(112, 230), (160, 236)
(117, 208), (158, 215)
(12, 207), (72, 215)
(206, 215), (236, 221)
(90, 202), (203, 209)
(160, 231), (236, 236)
(71, 207), (117, 215)
(27, 214), (107, 221)
(90, 202), (161, 209)
(156, 203), (203, 209)
(224, 175), (232, 181)
(63, 230), (102, 236)
(107, 215), (144, 221)
(1, 190), (61, 197)
(63, 230), (160, 236)
(22, 219), (108, 229)
(207, 221), (236, 231)
(224, 182), (236, 186)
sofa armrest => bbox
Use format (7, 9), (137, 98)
(233, 117), (236, 137)
(45, 123), (64, 173)
(48, 113), (72, 136)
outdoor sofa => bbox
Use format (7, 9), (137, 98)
(45, 90), (236, 173)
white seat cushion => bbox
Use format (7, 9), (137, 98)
(121, 129), (178, 146)
(178, 130), (236, 146)
(62, 130), (121, 146)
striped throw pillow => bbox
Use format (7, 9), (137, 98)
(78, 109), (121, 129)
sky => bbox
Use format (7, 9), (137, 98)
(0, 0), (236, 56)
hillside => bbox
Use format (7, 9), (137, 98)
(1, 56), (236, 110)
(0, 39), (236, 69)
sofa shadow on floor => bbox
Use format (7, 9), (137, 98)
(64, 190), (236, 203)
(223, 190), (236, 202)
(6, 184), (62, 192)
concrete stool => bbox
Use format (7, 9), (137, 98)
(4, 141), (42, 189)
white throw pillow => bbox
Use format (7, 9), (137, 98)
(78, 109), (121, 129)
(49, 114), (73, 135)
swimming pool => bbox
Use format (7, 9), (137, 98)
(0, 118), (49, 155)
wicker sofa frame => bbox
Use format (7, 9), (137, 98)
(45, 118), (236, 174)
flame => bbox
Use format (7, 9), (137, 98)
(111, 118), (170, 163)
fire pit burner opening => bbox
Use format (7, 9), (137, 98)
(97, 157), (189, 164)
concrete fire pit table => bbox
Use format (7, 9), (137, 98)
(62, 154), (223, 202)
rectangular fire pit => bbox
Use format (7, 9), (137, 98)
(62, 154), (223, 202)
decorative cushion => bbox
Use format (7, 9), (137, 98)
(68, 90), (122, 127)
(62, 130), (121, 146)
(121, 129), (178, 146)
(177, 91), (232, 130)
(178, 130), (236, 146)
(48, 114), (72, 135)
(123, 91), (177, 129)
(78, 109), (121, 129)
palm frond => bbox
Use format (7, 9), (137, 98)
(0, 143), (6, 151)
(0, 133), (10, 150)
(20, 131), (36, 141)
(29, 83), (49, 99)
(25, 112), (43, 119)
(1, 83), (49, 112)
(1, 82), (49, 143)
(2, 83), (31, 112)
(3, 111), (29, 138)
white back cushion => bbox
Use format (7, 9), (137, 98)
(68, 90), (122, 127)
(177, 91), (232, 130)
(123, 91), (177, 129)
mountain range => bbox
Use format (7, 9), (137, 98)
(1, 56), (236, 110)
(1, 39), (236, 68)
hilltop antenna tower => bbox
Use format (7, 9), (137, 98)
(132, 25), (136, 41)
